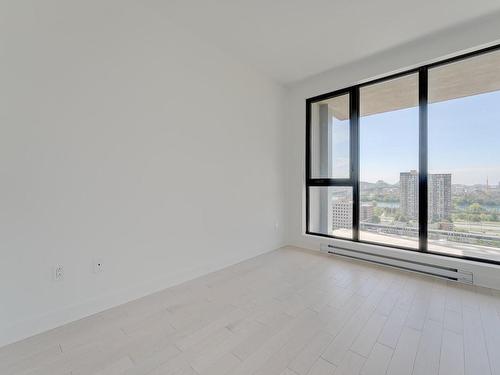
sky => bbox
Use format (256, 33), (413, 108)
(333, 90), (500, 185)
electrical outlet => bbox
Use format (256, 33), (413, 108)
(54, 265), (64, 281)
(93, 259), (104, 274)
(274, 221), (279, 232)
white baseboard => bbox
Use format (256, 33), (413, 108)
(0, 244), (283, 348)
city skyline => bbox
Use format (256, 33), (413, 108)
(359, 176), (495, 188)
(357, 89), (500, 185)
(331, 170), (453, 230)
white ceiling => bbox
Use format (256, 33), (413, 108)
(153, 0), (500, 84)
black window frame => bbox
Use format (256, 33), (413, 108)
(305, 43), (500, 266)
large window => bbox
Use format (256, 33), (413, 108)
(306, 45), (500, 264)
(310, 94), (350, 179)
(427, 49), (500, 261)
(309, 187), (353, 239)
(307, 93), (354, 239)
(359, 74), (419, 249)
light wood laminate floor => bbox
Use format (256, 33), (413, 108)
(2, 246), (500, 375)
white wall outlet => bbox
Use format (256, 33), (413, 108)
(54, 265), (64, 281)
(93, 259), (104, 274)
(274, 221), (279, 232)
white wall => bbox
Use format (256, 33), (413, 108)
(0, 1), (287, 347)
(285, 12), (500, 289)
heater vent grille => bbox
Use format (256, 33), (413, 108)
(320, 244), (473, 284)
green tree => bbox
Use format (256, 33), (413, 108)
(468, 203), (483, 214)
(395, 215), (409, 223)
(470, 214), (481, 222)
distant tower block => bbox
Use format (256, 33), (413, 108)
(400, 171), (451, 222)
(400, 170), (419, 220)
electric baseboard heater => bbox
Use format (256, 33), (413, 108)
(320, 244), (473, 284)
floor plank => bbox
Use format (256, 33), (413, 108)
(412, 319), (442, 375)
(385, 326), (421, 375)
(439, 329), (464, 375)
(360, 342), (393, 375)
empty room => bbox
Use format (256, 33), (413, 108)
(2, 1), (500, 374)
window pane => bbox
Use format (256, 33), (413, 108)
(309, 186), (353, 238)
(359, 74), (419, 248)
(310, 94), (350, 178)
(428, 49), (500, 261)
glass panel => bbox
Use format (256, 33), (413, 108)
(428, 49), (500, 261)
(309, 186), (353, 239)
(359, 74), (419, 248)
(310, 94), (350, 178)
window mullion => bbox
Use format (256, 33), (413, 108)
(419, 67), (428, 252)
(351, 87), (360, 241)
